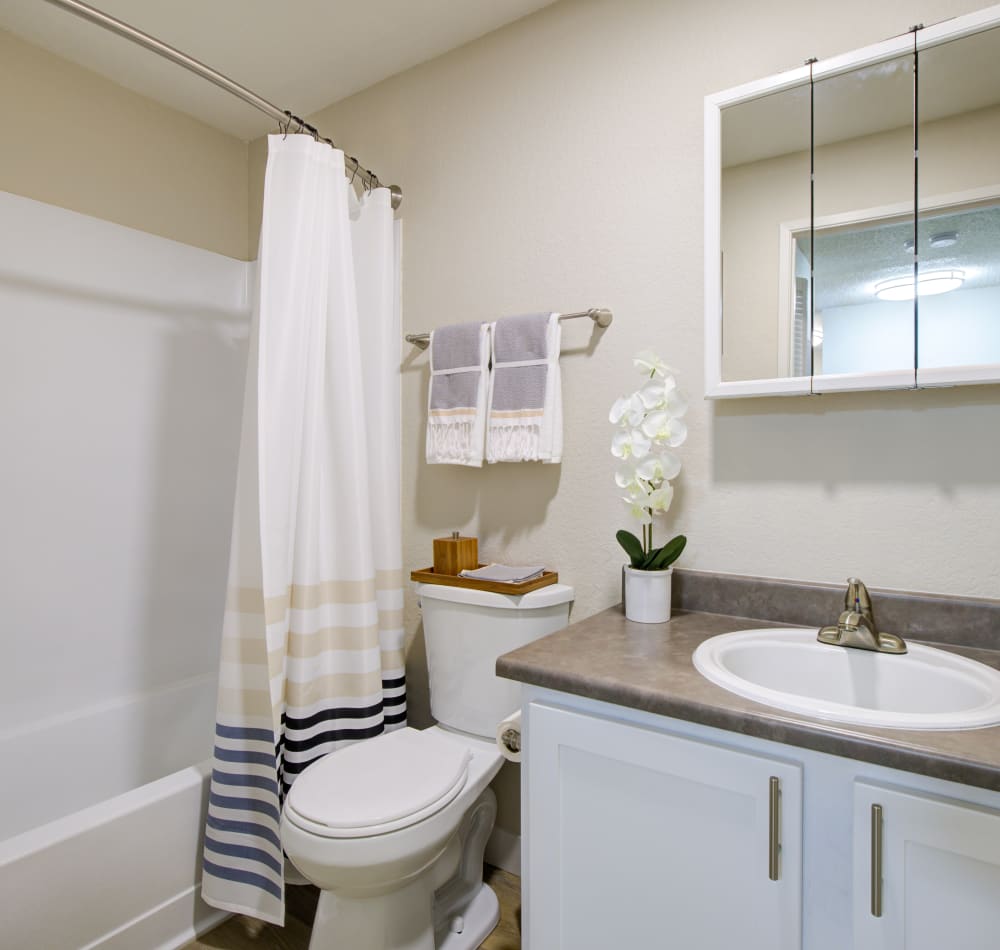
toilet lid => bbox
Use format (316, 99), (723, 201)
(284, 727), (471, 838)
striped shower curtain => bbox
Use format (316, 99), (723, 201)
(201, 134), (405, 925)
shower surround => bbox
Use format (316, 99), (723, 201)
(0, 192), (251, 948)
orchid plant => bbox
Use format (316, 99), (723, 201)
(610, 350), (688, 571)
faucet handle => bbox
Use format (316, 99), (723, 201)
(845, 577), (874, 618)
(819, 578), (906, 654)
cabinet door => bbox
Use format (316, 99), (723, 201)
(854, 782), (1000, 950)
(524, 703), (802, 950)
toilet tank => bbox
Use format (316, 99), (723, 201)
(417, 582), (574, 739)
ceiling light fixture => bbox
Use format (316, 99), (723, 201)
(874, 269), (965, 301)
(929, 230), (958, 248)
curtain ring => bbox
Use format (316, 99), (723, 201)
(349, 159), (359, 185)
(280, 111), (291, 138)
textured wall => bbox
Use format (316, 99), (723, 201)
(248, 0), (1000, 832)
(0, 29), (249, 259)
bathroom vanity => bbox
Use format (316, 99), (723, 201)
(498, 606), (1000, 950)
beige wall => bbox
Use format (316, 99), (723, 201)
(0, 29), (249, 259)
(247, 0), (999, 833)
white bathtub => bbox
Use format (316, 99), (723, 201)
(0, 674), (228, 949)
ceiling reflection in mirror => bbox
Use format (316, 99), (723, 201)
(917, 25), (1000, 371)
(720, 83), (810, 382)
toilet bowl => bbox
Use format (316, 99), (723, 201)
(280, 582), (574, 950)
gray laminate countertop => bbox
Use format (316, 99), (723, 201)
(496, 606), (1000, 792)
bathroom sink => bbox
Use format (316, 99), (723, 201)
(692, 628), (1000, 730)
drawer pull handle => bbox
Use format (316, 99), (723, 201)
(768, 776), (780, 881)
(871, 803), (883, 917)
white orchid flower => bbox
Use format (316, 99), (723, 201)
(615, 467), (642, 493)
(608, 395), (631, 425)
(610, 352), (685, 561)
(637, 382), (666, 410)
(609, 393), (645, 427)
(636, 451), (681, 485)
(664, 388), (688, 418)
(641, 411), (688, 448)
(639, 377), (684, 409)
(611, 428), (651, 460)
(646, 483), (674, 514)
(633, 350), (675, 378)
(622, 481), (649, 502)
(623, 494), (653, 524)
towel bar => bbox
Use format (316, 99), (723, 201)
(404, 308), (613, 349)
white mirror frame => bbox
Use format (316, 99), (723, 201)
(704, 3), (1000, 399)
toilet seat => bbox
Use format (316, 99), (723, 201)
(283, 727), (471, 839)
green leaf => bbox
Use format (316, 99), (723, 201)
(616, 529), (645, 568)
(638, 549), (660, 570)
(646, 535), (687, 571)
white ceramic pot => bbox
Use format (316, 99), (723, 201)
(623, 566), (673, 623)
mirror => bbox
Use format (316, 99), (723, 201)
(705, 7), (1000, 397)
(811, 51), (915, 387)
(917, 24), (1000, 379)
(720, 83), (811, 383)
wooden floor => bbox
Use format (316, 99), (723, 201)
(185, 865), (520, 950)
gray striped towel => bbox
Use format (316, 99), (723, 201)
(487, 312), (562, 463)
(426, 321), (490, 466)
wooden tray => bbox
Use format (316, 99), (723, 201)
(410, 566), (558, 595)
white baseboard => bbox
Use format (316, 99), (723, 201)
(485, 826), (521, 877)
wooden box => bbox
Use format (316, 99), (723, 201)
(432, 534), (479, 575)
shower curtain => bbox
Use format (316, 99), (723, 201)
(201, 135), (405, 925)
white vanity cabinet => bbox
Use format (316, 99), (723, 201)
(853, 783), (1000, 950)
(522, 692), (1000, 950)
(523, 702), (804, 950)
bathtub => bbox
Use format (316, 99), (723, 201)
(0, 674), (228, 949)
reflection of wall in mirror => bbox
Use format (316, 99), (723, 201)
(721, 103), (1000, 382)
(721, 148), (809, 382)
(822, 285), (1000, 374)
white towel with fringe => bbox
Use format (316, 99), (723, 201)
(426, 321), (490, 466)
(487, 312), (562, 463)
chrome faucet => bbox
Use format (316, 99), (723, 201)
(817, 577), (907, 654)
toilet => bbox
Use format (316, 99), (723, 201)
(280, 581), (574, 950)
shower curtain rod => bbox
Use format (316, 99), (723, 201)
(41, 0), (402, 209)
(404, 308), (614, 349)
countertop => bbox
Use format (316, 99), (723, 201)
(496, 606), (1000, 793)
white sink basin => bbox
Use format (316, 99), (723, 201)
(693, 628), (1000, 730)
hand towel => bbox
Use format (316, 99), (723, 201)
(459, 563), (545, 583)
(486, 312), (562, 463)
(426, 321), (490, 466)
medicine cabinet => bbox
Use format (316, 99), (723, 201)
(704, 4), (1000, 398)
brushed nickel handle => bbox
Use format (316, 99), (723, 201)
(871, 804), (883, 917)
(768, 776), (780, 881)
